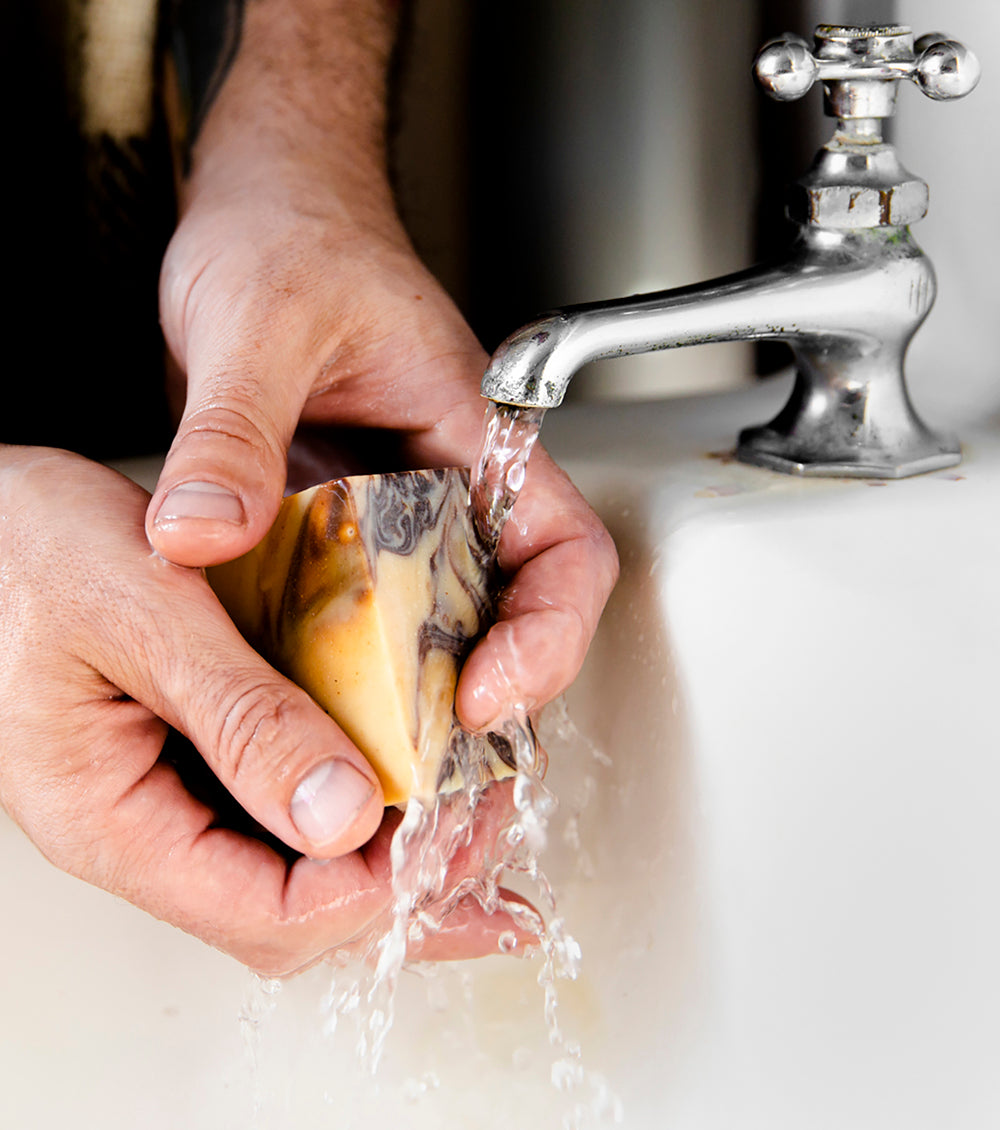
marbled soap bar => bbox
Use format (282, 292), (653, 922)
(208, 468), (516, 806)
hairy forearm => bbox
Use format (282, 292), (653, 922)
(167, 0), (400, 217)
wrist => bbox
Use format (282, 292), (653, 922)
(171, 0), (399, 228)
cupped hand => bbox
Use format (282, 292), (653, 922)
(148, 185), (619, 734)
(0, 447), (531, 974)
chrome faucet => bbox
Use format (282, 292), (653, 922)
(480, 25), (980, 478)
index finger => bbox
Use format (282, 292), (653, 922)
(456, 447), (619, 731)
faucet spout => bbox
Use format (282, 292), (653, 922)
(481, 226), (958, 478)
(482, 227), (921, 411)
(479, 263), (799, 412)
(481, 23), (978, 478)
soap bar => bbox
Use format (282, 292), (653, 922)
(208, 468), (516, 806)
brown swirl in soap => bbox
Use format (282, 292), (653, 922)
(207, 467), (521, 804)
(354, 468), (492, 665)
(362, 468), (452, 557)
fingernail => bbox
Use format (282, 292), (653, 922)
(290, 760), (376, 847)
(155, 482), (244, 525)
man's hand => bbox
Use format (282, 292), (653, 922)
(147, 0), (619, 736)
(0, 448), (530, 973)
(0, 0), (614, 977)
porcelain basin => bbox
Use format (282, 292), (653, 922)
(542, 378), (1000, 1128)
(4, 376), (1000, 1128)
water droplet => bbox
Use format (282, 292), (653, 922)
(498, 930), (519, 954)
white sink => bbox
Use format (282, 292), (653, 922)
(543, 379), (1000, 1127)
(4, 376), (1000, 1128)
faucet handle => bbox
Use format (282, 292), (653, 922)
(754, 34), (820, 102)
(911, 33), (982, 100)
(755, 25), (980, 115)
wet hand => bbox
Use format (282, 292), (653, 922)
(0, 448), (529, 974)
(147, 185), (618, 735)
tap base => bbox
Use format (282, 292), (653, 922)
(737, 424), (961, 479)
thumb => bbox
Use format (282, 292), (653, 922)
(181, 664), (387, 860)
(146, 347), (307, 568)
(103, 566), (386, 858)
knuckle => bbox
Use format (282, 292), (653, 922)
(177, 395), (286, 468)
(214, 681), (301, 788)
(569, 521), (621, 606)
(595, 523), (621, 588)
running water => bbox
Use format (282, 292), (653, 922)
(469, 402), (547, 555)
(253, 401), (621, 1127)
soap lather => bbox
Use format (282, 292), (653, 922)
(481, 24), (981, 479)
(209, 467), (517, 807)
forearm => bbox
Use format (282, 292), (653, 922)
(167, 0), (400, 222)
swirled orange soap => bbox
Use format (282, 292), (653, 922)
(208, 468), (516, 806)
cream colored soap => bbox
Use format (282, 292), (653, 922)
(208, 468), (516, 806)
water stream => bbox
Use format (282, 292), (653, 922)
(469, 402), (547, 555)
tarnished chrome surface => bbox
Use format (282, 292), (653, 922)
(755, 26), (980, 115)
(480, 24), (978, 478)
(759, 26), (979, 230)
(482, 226), (955, 477)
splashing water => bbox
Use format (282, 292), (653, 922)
(240, 974), (283, 1123)
(255, 401), (621, 1127)
(322, 712), (556, 1072)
